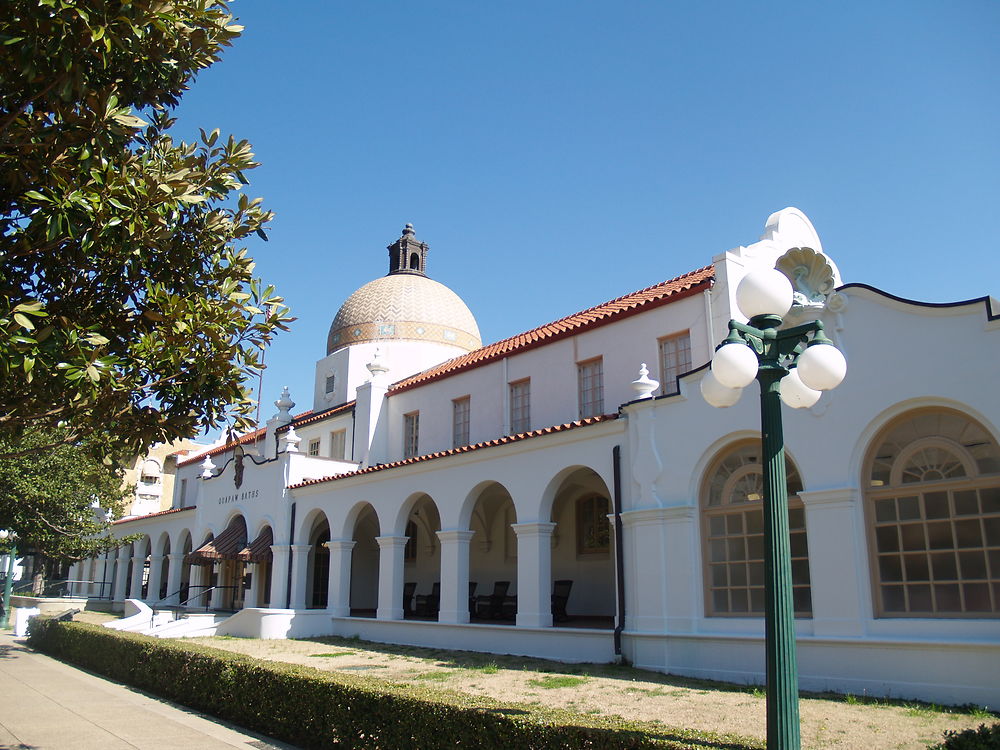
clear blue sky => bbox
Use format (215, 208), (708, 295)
(172, 1), (999, 430)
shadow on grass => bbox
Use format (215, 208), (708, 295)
(296, 633), (997, 718)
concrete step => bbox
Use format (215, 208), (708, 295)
(148, 612), (226, 639)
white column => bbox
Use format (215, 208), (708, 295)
(512, 522), (556, 628)
(145, 555), (165, 603)
(376, 536), (407, 620)
(269, 544), (291, 608)
(800, 488), (868, 636)
(112, 548), (131, 602)
(85, 557), (98, 597)
(326, 540), (355, 617)
(288, 544), (312, 609)
(85, 557), (101, 596)
(164, 553), (185, 604)
(437, 530), (474, 624)
(188, 564), (209, 608)
(80, 558), (93, 597)
(184, 565), (205, 608)
(245, 563), (261, 608)
(209, 564), (226, 609)
(104, 554), (117, 599)
(67, 562), (81, 598)
(128, 546), (145, 600)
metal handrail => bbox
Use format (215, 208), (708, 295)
(149, 585), (191, 621)
(9, 579), (103, 599)
(151, 586), (189, 607)
(178, 584), (238, 612)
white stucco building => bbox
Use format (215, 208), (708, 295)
(73, 210), (1000, 707)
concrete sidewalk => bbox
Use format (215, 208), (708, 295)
(0, 631), (300, 750)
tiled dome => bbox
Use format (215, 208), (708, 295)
(327, 273), (482, 354)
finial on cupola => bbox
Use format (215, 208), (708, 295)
(387, 224), (429, 276)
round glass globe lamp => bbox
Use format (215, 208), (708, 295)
(797, 342), (847, 391)
(779, 368), (822, 409)
(701, 369), (743, 408)
(711, 342), (759, 389)
(735, 268), (794, 319)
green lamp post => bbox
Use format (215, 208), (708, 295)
(701, 268), (847, 750)
(0, 530), (17, 630)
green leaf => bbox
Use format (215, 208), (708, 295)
(13, 301), (45, 314)
(13, 313), (36, 330)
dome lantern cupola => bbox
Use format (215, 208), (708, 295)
(387, 223), (428, 276)
(326, 225), (481, 355)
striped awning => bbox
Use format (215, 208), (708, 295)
(185, 519), (248, 565)
(237, 527), (273, 563)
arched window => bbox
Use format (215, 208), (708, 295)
(866, 409), (1000, 617)
(702, 441), (811, 617)
(140, 458), (161, 485)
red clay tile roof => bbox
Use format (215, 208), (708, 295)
(388, 266), (714, 394)
(290, 414), (620, 490)
(112, 506), (195, 525)
(276, 401), (355, 431)
(176, 427), (270, 467)
(177, 404), (356, 467)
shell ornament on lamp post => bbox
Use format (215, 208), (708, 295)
(703, 267), (846, 750)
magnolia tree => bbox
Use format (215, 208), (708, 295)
(0, 429), (134, 592)
(0, 1), (292, 461)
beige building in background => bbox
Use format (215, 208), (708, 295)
(121, 440), (208, 518)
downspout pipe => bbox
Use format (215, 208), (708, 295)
(612, 445), (626, 657)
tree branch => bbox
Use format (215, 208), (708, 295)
(0, 78), (62, 135)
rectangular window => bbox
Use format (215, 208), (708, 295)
(452, 396), (470, 449)
(308, 438), (320, 457)
(659, 331), (692, 396)
(577, 358), (604, 419)
(325, 374), (336, 393)
(178, 478), (188, 508)
(509, 379), (530, 434)
(329, 429), (346, 460)
(403, 412), (419, 458)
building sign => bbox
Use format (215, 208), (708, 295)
(217, 489), (260, 505)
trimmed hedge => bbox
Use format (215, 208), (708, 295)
(931, 724), (1000, 749)
(27, 618), (761, 750)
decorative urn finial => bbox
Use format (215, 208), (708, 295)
(273, 386), (294, 424)
(631, 363), (659, 400)
(281, 425), (302, 453)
